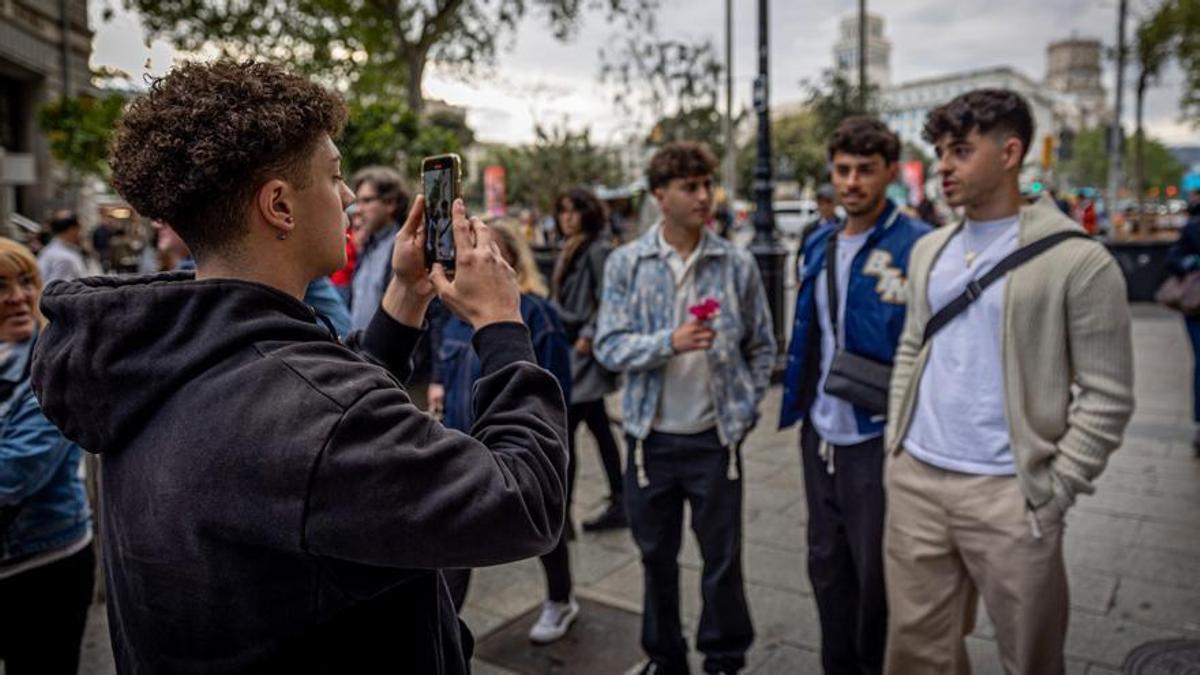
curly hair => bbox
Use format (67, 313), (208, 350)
(647, 141), (718, 191)
(827, 116), (900, 164)
(922, 89), (1034, 162)
(110, 60), (347, 258)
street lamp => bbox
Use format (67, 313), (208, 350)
(751, 0), (786, 357)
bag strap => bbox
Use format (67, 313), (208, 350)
(824, 209), (900, 349)
(921, 230), (1091, 346)
(825, 232), (840, 348)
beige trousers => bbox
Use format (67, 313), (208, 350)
(883, 451), (1068, 675)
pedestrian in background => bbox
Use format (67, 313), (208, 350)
(1164, 189), (1200, 454)
(31, 60), (568, 673)
(348, 166), (408, 333)
(434, 220), (577, 643)
(37, 211), (87, 284)
(0, 237), (94, 675)
(596, 141), (776, 675)
(552, 187), (626, 533)
(885, 89), (1134, 673)
(779, 117), (930, 675)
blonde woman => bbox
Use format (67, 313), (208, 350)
(0, 238), (93, 675)
(433, 221), (578, 643)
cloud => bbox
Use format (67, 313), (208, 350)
(89, 0), (1199, 146)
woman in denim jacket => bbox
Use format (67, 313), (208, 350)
(0, 237), (93, 674)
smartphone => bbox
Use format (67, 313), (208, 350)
(421, 154), (462, 270)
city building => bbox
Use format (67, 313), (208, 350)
(1044, 38), (1109, 129)
(0, 0), (93, 234)
(832, 12), (892, 89)
(881, 66), (1066, 167)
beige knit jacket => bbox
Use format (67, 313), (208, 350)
(886, 196), (1135, 513)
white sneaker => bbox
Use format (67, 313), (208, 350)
(528, 597), (580, 644)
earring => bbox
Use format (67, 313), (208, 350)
(277, 232), (289, 241)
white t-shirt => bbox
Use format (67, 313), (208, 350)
(653, 231), (718, 435)
(809, 228), (877, 445)
(904, 214), (1020, 475)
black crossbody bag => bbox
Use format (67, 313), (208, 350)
(822, 227), (1090, 415)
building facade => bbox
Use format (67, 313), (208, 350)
(832, 13), (891, 89)
(881, 66), (1066, 167)
(1044, 38), (1109, 129)
(0, 0), (93, 232)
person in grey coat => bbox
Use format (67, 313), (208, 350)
(551, 187), (626, 531)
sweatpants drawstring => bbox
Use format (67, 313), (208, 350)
(726, 444), (740, 481)
(818, 439), (837, 475)
(635, 439), (649, 488)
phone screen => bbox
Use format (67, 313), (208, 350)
(423, 159), (456, 268)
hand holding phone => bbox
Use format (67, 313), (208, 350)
(430, 200), (521, 330)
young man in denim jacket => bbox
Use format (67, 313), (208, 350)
(595, 142), (776, 674)
(779, 117), (930, 674)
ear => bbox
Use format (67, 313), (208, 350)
(1002, 136), (1024, 173)
(884, 160), (900, 184)
(652, 186), (666, 204)
(254, 178), (294, 238)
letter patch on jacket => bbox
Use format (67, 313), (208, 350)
(863, 249), (907, 304)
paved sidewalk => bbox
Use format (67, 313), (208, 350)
(72, 304), (1200, 674)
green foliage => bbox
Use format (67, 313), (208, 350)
(122, 0), (662, 110)
(647, 105), (744, 159)
(1164, 0), (1200, 122)
(736, 111), (827, 199)
(340, 99), (468, 180)
(35, 93), (126, 178)
(802, 69), (884, 141)
(474, 125), (623, 213)
(1061, 127), (1184, 190)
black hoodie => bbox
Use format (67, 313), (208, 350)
(31, 272), (568, 674)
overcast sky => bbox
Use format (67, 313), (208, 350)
(91, 0), (1199, 148)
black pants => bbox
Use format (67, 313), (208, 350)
(800, 423), (887, 675)
(625, 430), (754, 674)
(568, 399), (623, 500)
(0, 543), (96, 675)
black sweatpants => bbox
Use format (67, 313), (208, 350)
(625, 429), (754, 674)
(0, 543), (95, 675)
(800, 423), (887, 675)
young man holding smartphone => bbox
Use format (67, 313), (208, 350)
(885, 89), (1134, 673)
(779, 116), (929, 674)
(595, 141), (776, 675)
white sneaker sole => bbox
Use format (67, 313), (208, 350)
(528, 605), (580, 644)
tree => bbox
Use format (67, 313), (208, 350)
(474, 125), (623, 214)
(599, 34), (730, 166)
(120, 0), (661, 112)
(1133, 3), (1177, 228)
(802, 69), (884, 141)
(735, 111), (826, 199)
(340, 99), (467, 180)
(36, 93), (127, 181)
(1168, 0), (1200, 122)
(1061, 127), (1184, 192)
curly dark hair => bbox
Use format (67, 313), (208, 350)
(922, 88), (1034, 162)
(110, 60), (347, 258)
(827, 116), (900, 164)
(647, 141), (718, 191)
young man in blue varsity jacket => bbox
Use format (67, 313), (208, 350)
(779, 117), (930, 675)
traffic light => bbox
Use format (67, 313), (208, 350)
(1041, 136), (1054, 170)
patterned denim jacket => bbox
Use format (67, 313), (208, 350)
(595, 224), (777, 450)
